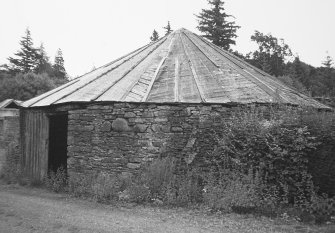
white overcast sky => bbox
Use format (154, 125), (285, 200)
(1, 0), (334, 78)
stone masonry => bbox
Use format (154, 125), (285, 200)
(67, 103), (255, 177)
(0, 115), (20, 175)
(62, 102), (334, 196)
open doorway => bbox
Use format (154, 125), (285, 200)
(48, 113), (68, 173)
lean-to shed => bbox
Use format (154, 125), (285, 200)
(20, 28), (330, 180)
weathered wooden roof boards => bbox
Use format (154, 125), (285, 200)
(0, 99), (22, 109)
(0, 99), (21, 117)
(23, 28), (329, 109)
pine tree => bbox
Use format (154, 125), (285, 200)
(35, 43), (53, 75)
(8, 28), (39, 73)
(53, 48), (67, 80)
(196, 0), (240, 50)
(321, 53), (335, 96)
(163, 21), (172, 35)
(150, 30), (159, 42)
(322, 54), (334, 68)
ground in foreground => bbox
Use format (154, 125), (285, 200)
(0, 182), (334, 233)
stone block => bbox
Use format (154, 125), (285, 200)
(125, 112), (136, 118)
(155, 117), (168, 122)
(152, 141), (163, 147)
(134, 124), (148, 133)
(171, 127), (183, 132)
(142, 111), (155, 118)
(119, 172), (132, 180)
(81, 125), (94, 131)
(127, 163), (141, 169)
(112, 118), (131, 132)
(100, 121), (112, 132)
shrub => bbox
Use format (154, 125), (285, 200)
(299, 193), (335, 224)
(198, 107), (319, 206)
(1, 164), (27, 185)
(141, 157), (176, 199)
(68, 173), (94, 197)
(161, 168), (203, 206)
(0, 144), (26, 185)
(42, 107), (334, 223)
(203, 168), (261, 213)
(44, 167), (67, 192)
(91, 172), (119, 202)
(127, 183), (150, 203)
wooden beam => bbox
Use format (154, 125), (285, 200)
(142, 37), (175, 102)
(174, 57), (180, 102)
(91, 38), (168, 101)
(179, 32), (206, 103)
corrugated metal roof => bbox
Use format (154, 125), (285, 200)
(22, 28), (330, 109)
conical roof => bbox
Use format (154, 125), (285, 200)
(23, 28), (329, 109)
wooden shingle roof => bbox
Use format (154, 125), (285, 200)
(23, 28), (330, 109)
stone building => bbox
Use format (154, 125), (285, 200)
(20, 28), (330, 180)
(0, 99), (21, 175)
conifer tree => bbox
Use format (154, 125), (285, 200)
(150, 30), (159, 42)
(322, 54), (334, 68)
(53, 48), (67, 80)
(196, 0), (240, 50)
(8, 28), (39, 73)
(35, 43), (53, 75)
(163, 21), (172, 35)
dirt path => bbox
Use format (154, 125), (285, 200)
(0, 183), (333, 233)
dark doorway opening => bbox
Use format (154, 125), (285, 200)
(48, 113), (68, 173)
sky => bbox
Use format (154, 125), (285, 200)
(1, 0), (334, 78)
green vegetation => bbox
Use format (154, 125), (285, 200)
(148, 1), (335, 106)
(196, 0), (240, 50)
(150, 30), (160, 42)
(0, 28), (68, 102)
(32, 107), (334, 225)
(163, 21), (173, 35)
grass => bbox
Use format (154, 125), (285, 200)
(1, 181), (335, 233)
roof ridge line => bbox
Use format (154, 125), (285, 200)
(179, 32), (206, 103)
(49, 37), (166, 105)
(121, 37), (175, 101)
(182, 31), (220, 68)
(142, 37), (175, 102)
(26, 79), (81, 107)
(193, 33), (289, 103)
(174, 57), (180, 102)
(182, 31), (231, 102)
(36, 44), (153, 106)
(195, 33), (298, 95)
(91, 37), (168, 101)
(141, 35), (175, 102)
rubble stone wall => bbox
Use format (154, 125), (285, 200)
(0, 114), (20, 175)
(67, 103), (255, 177)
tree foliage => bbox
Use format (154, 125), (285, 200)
(241, 31), (335, 101)
(0, 72), (55, 101)
(150, 30), (159, 42)
(35, 43), (54, 76)
(322, 54), (334, 68)
(247, 31), (292, 77)
(196, 0), (240, 50)
(7, 29), (39, 74)
(53, 48), (67, 81)
(0, 28), (68, 102)
(163, 21), (172, 35)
